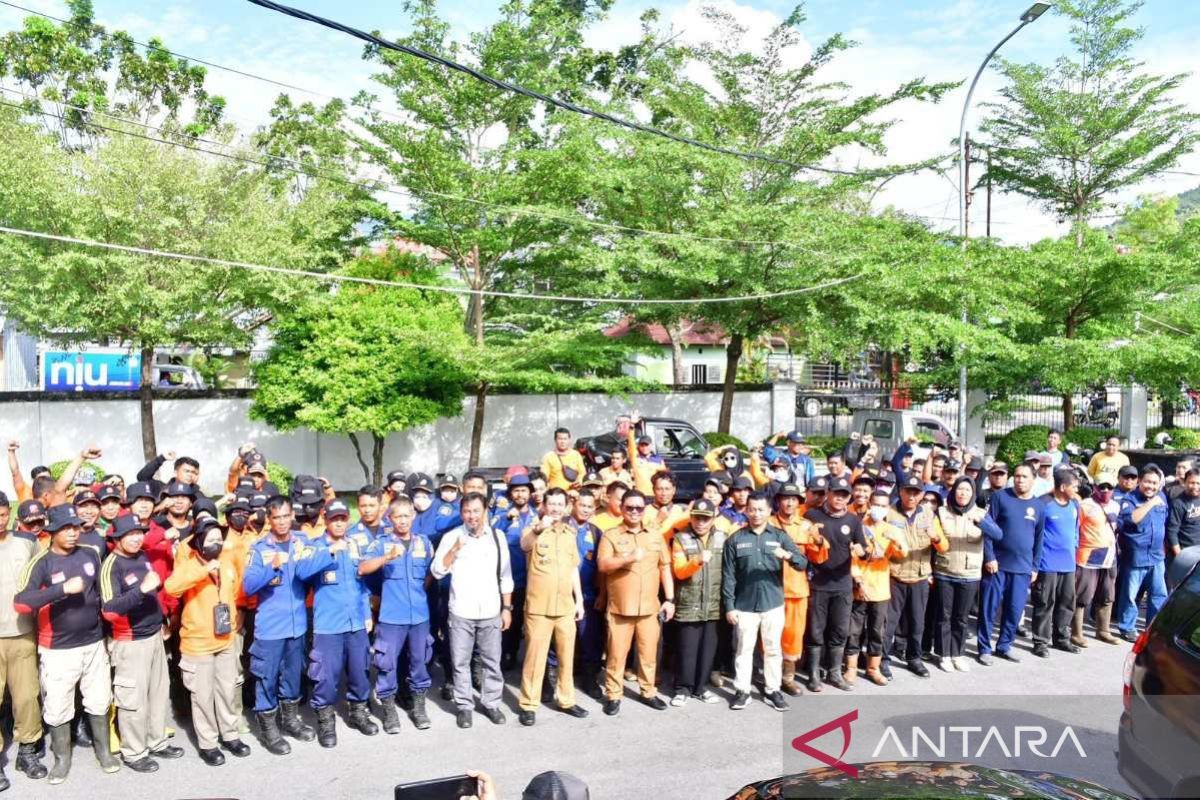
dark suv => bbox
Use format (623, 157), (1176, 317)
(575, 417), (711, 501)
(1119, 563), (1200, 798)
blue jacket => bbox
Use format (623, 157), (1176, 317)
(348, 519), (392, 541)
(243, 533), (309, 640)
(412, 505), (442, 540)
(295, 534), (371, 635)
(1117, 490), (1168, 567)
(568, 517), (601, 600)
(364, 532), (432, 625)
(428, 499), (463, 547)
(1037, 496), (1080, 573)
(720, 503), (748, 527)
(494, 506), (537, 589)
(983, 489), (1045, 574)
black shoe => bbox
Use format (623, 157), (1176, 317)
(397, 692), (415, 713)
(348, 701), (380, 736)
(907, 660), (930, 678)
(315, 706), (337, 748)
(518, 710), (536, 726)
(729, 691), (749, 710)
(15, 741), (48, 779)
(764, 691), (789, 712)
(279, 700), (316, 742)
(543, 666), (559, 703)
(639, 695), (668, 711)
(483, 706), (506, 725)
(996, 650), (1021, 663)
(151, 744), (185, 759)
(220, 739), (251, 758)
(198, 748), (226, 767)
(1016, 625), (1029, 638)
(440, 683), (454, 702)
(1032, 643), (1050, 658)
(1054, 641), (1081, 654)
(407, 693), (431, 731)
(603, 699), (620, 716)
(124, 755), (159, 773)
(879, 659), (893, 679)
(256, 710), (292, 756)
(0, 770), (7, 793)
(558, 704), (589, 718)
(456, 711), (473, 729)
(1120, 629), (1139, 643)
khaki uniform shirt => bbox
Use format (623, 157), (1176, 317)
(0, 534), (36, 637)
(524, 523), (581, 618)
(599, 523), (668, 617)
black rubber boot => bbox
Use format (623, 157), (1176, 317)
(315, 706), (337, 748)
(805, 646), (824, 693)
(47, 724), (73, 785)
(409, 692), (431, 730)
(347, 701), (379, 736)
(279, 700), (315, 742)
(256, 710), (292, 756)
(72, 715), (92, 749)
(825, 647), (850, 691)
(15, 741), (48, 780)
(87, 714), (120, 773)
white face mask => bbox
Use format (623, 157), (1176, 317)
(772, 468), (790, 482)
(868, 506), (888, 522)
(413, 493), (433, 512)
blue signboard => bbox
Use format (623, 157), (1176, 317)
(41, 351), (142, 392)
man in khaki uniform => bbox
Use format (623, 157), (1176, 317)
(517, 488), (588, 725)
(597, 489), (675, 716)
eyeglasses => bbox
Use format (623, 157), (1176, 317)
(623, 506), (645, 513)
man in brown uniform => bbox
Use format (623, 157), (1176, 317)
(517, 488), (588, 726)
(597, 490), (675, 716)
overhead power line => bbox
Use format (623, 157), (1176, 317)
(245, 0), (911, 180)
(0, 225), (866, 305)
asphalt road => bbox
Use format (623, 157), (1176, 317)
(4, 623), (1134, 800)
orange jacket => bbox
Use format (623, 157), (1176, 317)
(627, 429), (667, 494)
(164, 544), (245, 657)
(770, 512), (825, 599)
(857, 516), (907, 602)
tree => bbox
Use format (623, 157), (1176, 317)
(250, 252), (472, 484)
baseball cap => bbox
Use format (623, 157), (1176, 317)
(248, 492), (271, 509)
(690, 498), (717, 517)
(507, 473), (531, 488)
(852, 473), (876, 487)
(226, 497), (251, 514)
(44, 504), (83, 533)
(411, 474), (435, 494)
(194, 497), (219, 519)
(776, 483), (803, 498)
(73, 489), (100, 507)
(193, 516), (222, 537)
(1023, 450), (1041, 463)
(165, 480), (195, 498)
(97, 485), (122, 503)
(967, 455), (985, 471)
(809, 476), (829, 492)
(124, 481), (157, 504)
(1118, 465), (1139, 479)
(899, 475), (924, 492)
(385, 470), (406, 488)
(109, 514), (150, 538)
(1037, 452), (1054, 467)
(786, 431), (805, 443)
(731, 476), (753, 491)
(704, 475), (729, 493)
(439, 474), (459, 489)
(637, 435), (652, 446)
(17, 499), (46, 523)
(522, 770), (590, 800)
(324, 500), (350, 520)
(942, 460), (962, 472)
(582, 472), (604, 488)
(828, 476), (852, 494)
(989, 461), (1009, 475)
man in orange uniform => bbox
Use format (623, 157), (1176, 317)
(851, 491), (907, 685)
(770, 483), (824, 695)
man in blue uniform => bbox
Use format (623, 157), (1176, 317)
(359, 496), (434, 733)
(295, 500), (378, 747)
(242, 496), (314, 755)
(495, 473), (536, 670)
(1116, 467), (1169, 641)
(568, 489), (604, 698)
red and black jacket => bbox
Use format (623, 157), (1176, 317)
(14, 546), (104, 649)
(100, 551), (164, 640)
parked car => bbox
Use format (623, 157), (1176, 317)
(575, 416), (710, 501)
(847, 409), (956, 461)
(729, 760), (1133, 799)
(1118, 561), (1200, 799)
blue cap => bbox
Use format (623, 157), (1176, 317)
(109, 514), (150, 538)
(786, 431), (805, 443)
(508, 473), (531, 487)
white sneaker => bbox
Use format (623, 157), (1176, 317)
(953, 656), (971, 672)
(937, 657), (954, 673)
(670, 692), (688, 707)
(695, 690), (720, 704)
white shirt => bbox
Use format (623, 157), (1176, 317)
(431, 524), (514, 620)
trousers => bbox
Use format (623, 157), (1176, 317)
(1032, 571), (1076, 647)
(1116, 561), (1168, 633)
(373, 621), (432, 699)
(0, 634), (41, 743)
(781, 597), (808, 661)
(1075, 565), (1116, 610)
(38, 640), (111, 727)
(977, 570), (1032, 656)
(935, 578), (979, 659)
(806, 590), (852, 651)
(733, 606), (785, 693)
(309, 629), (371, 708)
(848, 599), (887, 656)
(519, 613), (576, 711)
(249, 635), (305, 712)
(180, 646), (241, 750)
(448, 613), (503, 711)
(110, 635), (170, 760)
(674, 620), (718, 694)
(884, 579), (930, 662)
(605, 612), (660, 700)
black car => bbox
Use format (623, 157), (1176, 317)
(1119, 562), (1200, 799)
(729, 761), (1133, 799)
(575, 417), (711, 501)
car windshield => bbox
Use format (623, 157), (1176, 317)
(659, 427), (707, 458)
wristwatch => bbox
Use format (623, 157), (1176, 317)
(501, 604), (514, 611)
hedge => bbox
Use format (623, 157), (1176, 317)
(1146, 427), (1200, 450)
(702, 432), (748, 452)
(267, 462), (295, 493)
(995, 425), (1118, 468)
(805, 436), (848, 463)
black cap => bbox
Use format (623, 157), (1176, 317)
(165, 480), (195, 498)
(967, 455), (985, 471)
(942, 460), (962, 472)
(193, 516), (222, 536)
(385, 470), (406, 487)
(776, 483), (803, 498)
(810, 476), (829, 492)
(17, 499), (46, 522)
(582, 472), (604, 488)
(637, 435), (652, 446)
(521, 770), (590, 800)
(988, 461), (1009, 475)
(324, 500), (350, 520)
(109, 514), (150, 538)
(411, 474), (435, 493)
(690, 498), (717, 517)
(124, 482), (157, 503)
(194, 497), (219, 519)
(248, 492), (271, 509)
(900, 475), (925, 492)
(439, 474), (459, 489)
(731, 476), (754, 491)
(73, 489), (100, 507)
(226, 497), (251, 514)
(1118, 465), (1139, 479)
(44, 504), (83, 532)
(245, 451), (269, 475)
(97, 485), (122, 503)
(852, 473), (876, 487)
(828, 476), (852, 494)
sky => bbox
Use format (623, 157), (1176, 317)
(2, 0), (1199, 245)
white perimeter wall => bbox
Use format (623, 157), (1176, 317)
(0, 384), (796, 496)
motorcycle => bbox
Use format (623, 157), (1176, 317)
(1074, 389), (1118, 428)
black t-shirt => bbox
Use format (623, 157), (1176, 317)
(803, 507), (867, 594)
(1168, 493), (1200, 549)
(14, 546), (104, 649)
(99, 551), (164, 640)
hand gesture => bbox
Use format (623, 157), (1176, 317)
(905, 435), (919, 445)
(328, 539), (348, 556)
(271, 551), (286, 570)
(850, 542), (866, 559)
(164, 450), (177, 462)
(140, 570), (162, 593)
(81, 446), (102, 460)
(700, 550), (712, 564)
(772, 545), (789, 559)
(164, 527), (181, 542)
(238, 442), (256, 456)
(387, 542), (404, 560)
(220, 492), (237, 505)
(6, 440), (17, 452)
(632, 547), (645, 562)
(63, 576), (85, 594)
(507, 507), (519, 520)
(660, 600), (675, 622)
(575, 602), (585, 622)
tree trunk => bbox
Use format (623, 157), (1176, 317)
(717, 333), (744, 434)
(348, 433), (372, 485)
(1162, 398), (1176, 430)
(1062, 393), (1075, 433)
(666, 321), (687, 385)
(470, 245), (484, 347)
(138, 345), (157, 460)
(469, 382), (488, 469)
(372, 433), (386, 487)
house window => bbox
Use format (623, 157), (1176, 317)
(691, 364), (708, 385)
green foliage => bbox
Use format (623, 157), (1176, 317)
(266, 461), (294, 492)
(702, 432), (747, 452)
(1063, 427), (1119, 453)
(995, 425), (1051, 468)
(805, 436), (849, 460)
(1146, 427), (1200, 450)
(49, 459), (105, 482)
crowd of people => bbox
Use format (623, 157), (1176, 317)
(0, 420), (1186, 791)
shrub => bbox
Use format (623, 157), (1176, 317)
(1146, 427), (1200, 450)
(996, 424), (1118, 467)
(702, 432), (748, 452)
(805, 436), (849, 459)
(267, 461), (295, 493)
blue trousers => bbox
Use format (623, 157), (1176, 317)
(373, 621), (432, 698)
(1116, 561), (1168, 633)
(250, 635), (305, 713)
(976, 570), (1031, 656)
(308, 629), (371, 709)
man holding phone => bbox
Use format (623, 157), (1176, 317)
(517, 488), (587, 725)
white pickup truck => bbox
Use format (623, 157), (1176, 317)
(847, 409), (956, 461)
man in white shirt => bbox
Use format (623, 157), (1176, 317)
(431, 492), (514, 729)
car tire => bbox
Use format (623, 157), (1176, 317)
(801, 397), (822, 418)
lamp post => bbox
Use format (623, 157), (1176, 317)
(956, 2), (1052, 442)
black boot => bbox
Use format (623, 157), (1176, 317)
(87, 714), (120, 773)
(409, 692), (431, 731)
(256, 710), (291, 756)
(72, 715), (92, 749)
(15, 741), (48, 780)
(381, 700), (401, 735)
(47, 724), (72, 785)
(543, 664), (559, 703)
(347, 701), (379, 736)
(279, 699), (315, 742)
(315, 706), (337, 748)
(826, 647), (850, 691)
(805, 646), (824, 693)
(0, 763), (8, 793)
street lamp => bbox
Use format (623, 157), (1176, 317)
(955, 2), (1052, 442)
